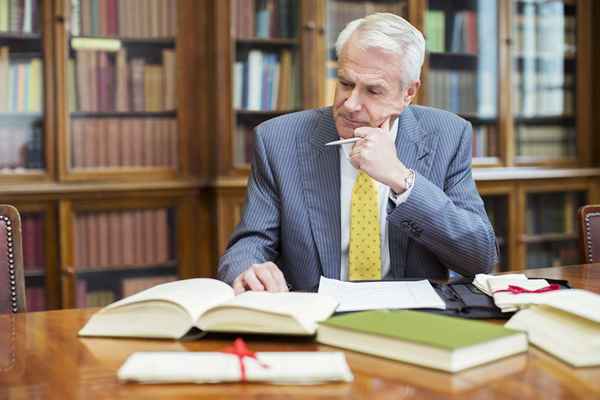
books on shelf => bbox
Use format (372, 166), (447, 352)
(426, 10), (477, 54)
(234, 123), (255, 166)
(71, 48), (176, 113)
(71, 0), (177, 38)
(232, 0), (298, 39)
(513, 65), (574, 118)
(70, 117), (177, 169)
(0, 47), (43, 113)
(513, 2), (575, 59)
(21, 213), (44, 271)
(234, 49), (299, 112)
(516, 126), (576, 159)
(0, 0), (40, 33)
(317, 310), (528, 373)
(505, 289), (600, 367)
(425, 10), (445, 53)
(526, 242), (579, 269)
(426, 69), (477, 115)
(79, 278), (339, 339)
(525, 191), (583, 236)
(74, 209), (172, 270)
(472, 125), (497, 158)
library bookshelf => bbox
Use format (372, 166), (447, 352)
(0, 0), (216, 311)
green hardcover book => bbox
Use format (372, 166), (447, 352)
(317, 310), (527, 372)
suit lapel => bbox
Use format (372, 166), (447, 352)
(389, 107), (436, 278)
(394, 106), (434, 177)
(298, 109), (341, 279)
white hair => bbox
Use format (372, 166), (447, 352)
(335, 13), (425, 87)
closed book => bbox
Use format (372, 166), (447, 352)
(79, 278), (338, 339)
(505, 289), (600, 367)
(317, 310), (527, 373)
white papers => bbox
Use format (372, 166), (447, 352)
(118, 351), (354, 384)
(318, 277), (446, 312)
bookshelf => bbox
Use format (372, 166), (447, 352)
(512, 0), (578, 164)
(424, 0), (500, 164)
(0, 0), (48, 179)
(60, 0), (179, 180)
(230, 0), (302, 169)
(0, 0), (215, 311)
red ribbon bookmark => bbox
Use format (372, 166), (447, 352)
(493, 283), (561, 295)
(220, 338), (269, 382)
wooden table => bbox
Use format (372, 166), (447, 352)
(2, 264), (600, 399)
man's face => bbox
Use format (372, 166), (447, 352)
(333, 39), (419, 139)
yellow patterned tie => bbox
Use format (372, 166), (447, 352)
(349, 171), (381, 281)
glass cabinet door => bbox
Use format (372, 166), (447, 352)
(523, 190), (585, 268)
(424, 0), (499, 163)
(512, 0), (576, 163)
(0, 0), (45, 173)
(66, 0), (178, 174)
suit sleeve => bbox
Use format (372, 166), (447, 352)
(216, 128), (281, 285)
(387, 121), (498, 276)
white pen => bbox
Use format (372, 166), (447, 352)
(324, 137), (361, 146)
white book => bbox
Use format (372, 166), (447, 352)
(246, 50), (263, 111)
(23, 0), (32, 33)
(506, 289), (600, 367)
(118, 351), (354, 384)
(79, 278), (338, 339)
(233, 61), (243, 109)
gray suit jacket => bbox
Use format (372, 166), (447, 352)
(217, 106), (498, 291)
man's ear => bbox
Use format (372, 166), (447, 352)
(404, 80), (421, 105)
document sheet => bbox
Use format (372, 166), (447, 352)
(318, 277), (446, 312)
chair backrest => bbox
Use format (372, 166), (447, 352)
(578, 205), (600, 264)
(0, 205), (26, 313)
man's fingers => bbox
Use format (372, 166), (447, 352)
(267, 263), (289, 292)
(243, 269), (265, 291)
(233, 277), (246, 294)
(255, 266), (279, 292)
(232, 262), (289, 294)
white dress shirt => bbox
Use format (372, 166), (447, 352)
(339, 118), (414, 280)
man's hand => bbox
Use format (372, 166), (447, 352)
(350, 117), (411, 193)
(232, 262), (289, 294)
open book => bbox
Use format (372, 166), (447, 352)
(79, 279), (338, 339)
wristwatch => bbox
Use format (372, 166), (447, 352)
(390, 169), (415, 201)
(403, 169), (416, 191)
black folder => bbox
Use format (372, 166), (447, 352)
(425, 278), (571, 319)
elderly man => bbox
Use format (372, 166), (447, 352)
(218, 13), (497, 293)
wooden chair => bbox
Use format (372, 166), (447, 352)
(578, 205), (600, 264)
(0, 205), (26, 313)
